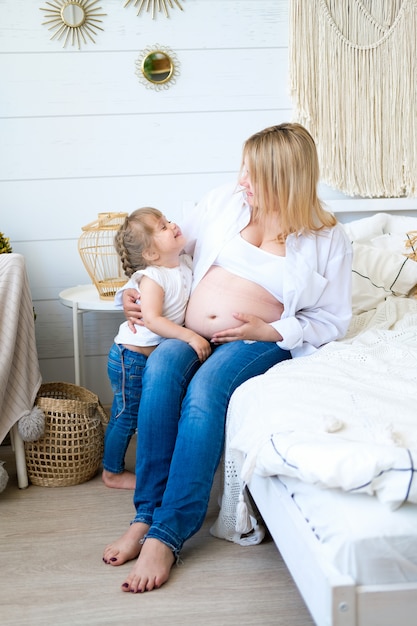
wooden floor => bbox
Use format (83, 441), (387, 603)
(0, 438), (315, 626)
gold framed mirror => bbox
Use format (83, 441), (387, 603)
(135, 46), (180, 91)
(124, 0), (185, 20)
(40, 1), (106, 49)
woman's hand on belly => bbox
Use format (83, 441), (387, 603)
(185, 266), (284, 340)
(210, 312), (282, 344)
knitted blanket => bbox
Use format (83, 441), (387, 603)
(211, 298), (417, 545)
(0, 254), (42, 444)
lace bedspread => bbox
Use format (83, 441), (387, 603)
(211, 297), (417, 543)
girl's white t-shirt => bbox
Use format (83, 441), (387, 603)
(114, 254), (193, 347)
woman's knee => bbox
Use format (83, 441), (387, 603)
(143, 339), (201, 390)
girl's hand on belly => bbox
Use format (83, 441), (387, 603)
(210, 312), (282, 344)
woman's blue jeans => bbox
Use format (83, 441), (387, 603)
(132, 338), (291, 556)
(103, 343), (146, 474)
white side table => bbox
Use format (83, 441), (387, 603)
(59, 284), (121, 387)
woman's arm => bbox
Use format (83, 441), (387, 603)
(271, 229), (353, 353)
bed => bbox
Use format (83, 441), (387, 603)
(211, 208), (417, 626)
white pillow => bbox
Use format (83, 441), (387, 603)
(351, 242), (417, 314)
(344, 213), (417, 242)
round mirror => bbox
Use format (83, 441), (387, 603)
(135, 45), (180, 91)
(61, 3), (86, 28)
(142, 51), (173, 84)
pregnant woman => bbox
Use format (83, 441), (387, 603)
(103, 122), (353, 593)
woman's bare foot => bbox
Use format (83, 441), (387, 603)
(121, 538), (175, 593)
(102, 469), (136, 490)
(103, 522), (149, 566)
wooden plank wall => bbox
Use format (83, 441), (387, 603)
(1, 0), (416, 403)
(0, 0), (291, 403)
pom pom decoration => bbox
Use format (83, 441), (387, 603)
(18, 406), (46, 442)
(322, 415), (344, 433)
(235, 489), (253, 535)
(0, 461), (9, 493)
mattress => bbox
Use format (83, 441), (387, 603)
(277, 474), (417, 585)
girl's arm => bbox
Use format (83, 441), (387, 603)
(140, 276), (211, 362)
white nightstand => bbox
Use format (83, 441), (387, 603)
(59, 284), (121, 387)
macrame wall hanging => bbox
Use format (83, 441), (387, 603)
(289, 0), (417, 198)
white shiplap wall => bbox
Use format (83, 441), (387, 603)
(0, 0), (292, 403)
(1, 0), (416, 403)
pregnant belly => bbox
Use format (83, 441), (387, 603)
(185, 266), (283, 338)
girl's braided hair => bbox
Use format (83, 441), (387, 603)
(114, 207), (162, 277)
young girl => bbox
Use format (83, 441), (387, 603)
(102, 207), (211, 489)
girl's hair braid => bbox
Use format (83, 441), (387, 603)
(114, 207), (162, 277)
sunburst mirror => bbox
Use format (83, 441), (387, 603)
(135, 45), (180, 91)
(40, 1), (106, 49)
(124, 0), (185, 20)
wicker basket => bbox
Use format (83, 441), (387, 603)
(25, 382), (108, 487)
(78, 212), (128, 300)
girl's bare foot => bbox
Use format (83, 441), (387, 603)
(121, 538), (175, 593)
(103, 522), (149, 566)
(102, 469), (136, 490)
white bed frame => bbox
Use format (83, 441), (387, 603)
(248, 473), (417, 626)
(246, 195), (417, 626)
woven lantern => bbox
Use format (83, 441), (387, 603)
(78, 212), (128, 300)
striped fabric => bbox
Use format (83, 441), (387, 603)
(0, 254), (41, 444)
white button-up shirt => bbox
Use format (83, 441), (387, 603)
(182, 182), (353, 358)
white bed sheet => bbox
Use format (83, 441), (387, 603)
(227, 300), (417, 510)
(277, 474), (417, 586)
(211, 297), (417, 547)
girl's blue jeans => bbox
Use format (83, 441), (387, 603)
(132, 338), (291, 556)
(103, 343), (146, 474)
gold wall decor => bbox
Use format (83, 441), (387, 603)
(124, 0), (185, 20)
(40, 1), (106, 49)
(135, 45), (180, 90)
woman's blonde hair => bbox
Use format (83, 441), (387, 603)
(114, 207), (162, 277)
(241, 123), (336, 238)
